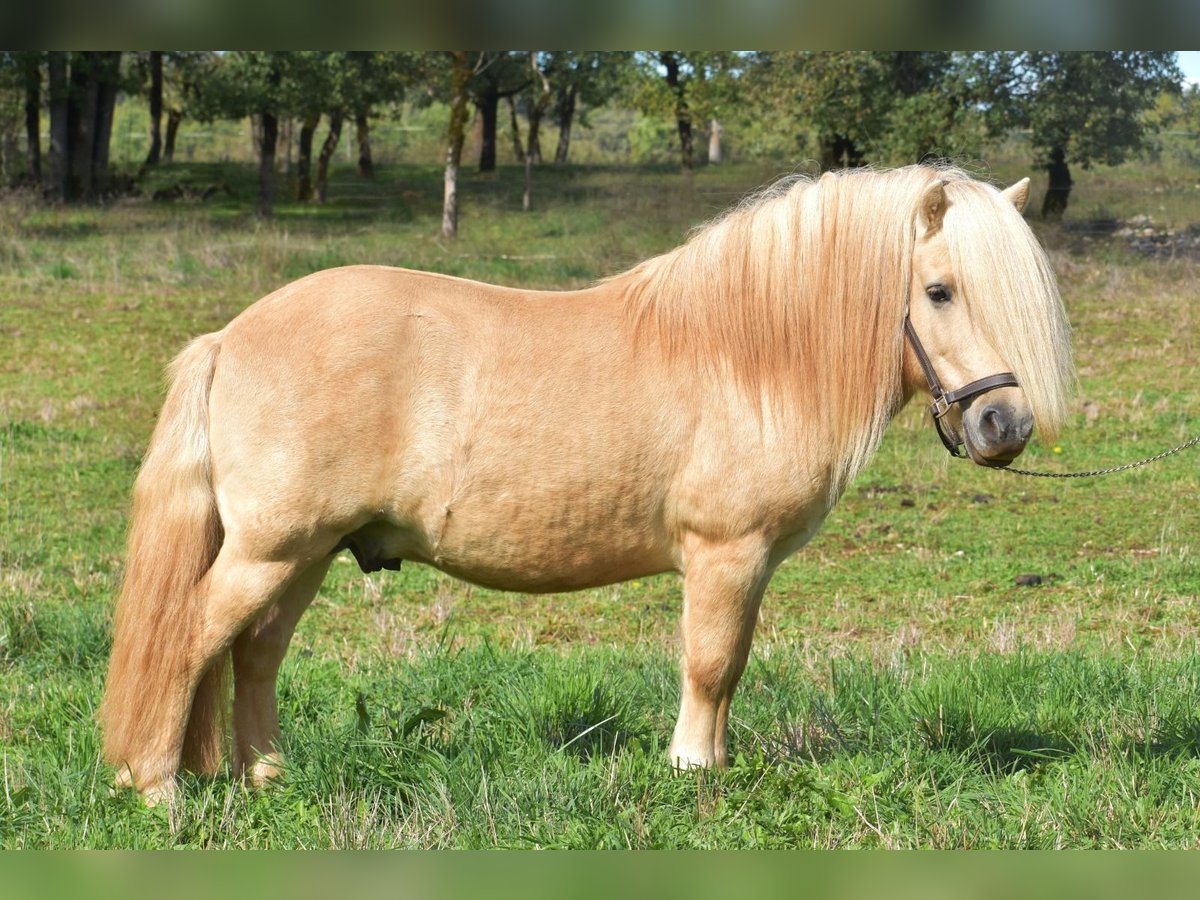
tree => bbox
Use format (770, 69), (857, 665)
(742, 51), (986, 169)
(441, 51), (475, 238)
(314, 109), (343, 203)
(0, 52), (40, 185)
(303, 51), (419, 184)
(659, 52), (694, 170)
(978, 52), (1181, 214)
(283, 53), (339, 202)
(47, 52), (67, 198)
(1145, 81), (1200, 165)
(38, 51), (122, 201)
(193, 52), (357, 213)
(144, 51), (163, 167)
(160, 53), (214, 163)
(191, 51), (290, 215)
(345, 51), (386, 179)
(627, 52), (737, 172)
(545, 52), (630, 164)
(326, 52), (422, 197)
(469, 53), (529, 172)
(121, 51), (219, 166)
(523, 52), (550, 211)
(21, 52), (40, 183)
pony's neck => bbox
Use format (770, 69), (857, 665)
(613, 172), (915, 491)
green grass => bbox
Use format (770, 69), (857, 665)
(1, 157), (1199, 847)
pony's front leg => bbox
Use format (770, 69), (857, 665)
(669, 536), (770, 769)
(231, 557), (332, 787)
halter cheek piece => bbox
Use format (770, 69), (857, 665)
(903, 317), (1019, 458)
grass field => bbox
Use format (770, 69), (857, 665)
(1, 156), (1199, 847)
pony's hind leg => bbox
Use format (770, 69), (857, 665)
(127, 539), (311, 801)
(231, 557), (333, 786)
(669, 537), (769, 769)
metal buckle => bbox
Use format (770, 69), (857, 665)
(930, 393), (951, 419)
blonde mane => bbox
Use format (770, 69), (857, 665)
(614, 164), (1073, 490)
(941, 178), (1074, 441)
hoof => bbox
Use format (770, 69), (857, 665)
(112, 765), (135, 791)
(140, 778), (178, 807)
(237, 750), (285, 789)
(670, 749), (716, 771)
(111, 764), (176, 805)
(245, 754), (284, 789)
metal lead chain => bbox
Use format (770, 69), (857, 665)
(999, 434), (1200, 478)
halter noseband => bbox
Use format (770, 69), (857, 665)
(903, 316), (1019, 458)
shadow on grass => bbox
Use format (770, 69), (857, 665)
(19, 220), (102, 240)
(767, 706), (1186, 778)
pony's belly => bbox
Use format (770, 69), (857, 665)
(423, 508), (674, 592)
(336, 502), (675, 592)
(429, 550), (672, 594)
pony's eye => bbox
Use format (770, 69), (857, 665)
(926, 284), (951, 305)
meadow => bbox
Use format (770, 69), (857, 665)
(1, 150), (1198, 848)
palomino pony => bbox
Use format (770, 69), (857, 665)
(101, 165), (1073, 801)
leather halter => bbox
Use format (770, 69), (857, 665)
(903, 316), (1019, 458)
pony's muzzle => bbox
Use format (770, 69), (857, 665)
(963, 399), (1033, 467)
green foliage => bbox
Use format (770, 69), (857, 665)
(1144, 83), (1200, 166)
(0, 50), (1190, 203)
(626, 112), (679, 165)
(186, 52), (423, 125)
(621, 52), (742, 168)
(540, 51), (631, 124)
(739, 51), (990, 166)
(624, 52), (739, 123)
(981, 52), (1182, 168)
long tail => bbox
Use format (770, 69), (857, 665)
(100, 331), (228, 784)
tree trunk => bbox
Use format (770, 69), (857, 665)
(524, 51), (551, 211)
(442, 51), (471, 238)
(355, 111), (373, 178)
(526, 52), (552, 168)
(257, 112), (278, 217)
(523, 154), (533, 212)
(23, 53), (41, 183)
(661, 53), (693, 172)
(67, 53), (98, 200)
(145, 50), (163, 167)
(527, 105), (543, 165)
(508, 96), (525, 164)
(821, 134), (865, 170)
(554, 85), (576, 164)
(164, 109), (181, 162)
(296, 113), (318, 201)
(477, 86), (499, 172)
(278, 117), (292, 174)
(0, 128), (13, 183)
(1042, 145), (1072, 220)
(315, 109), (343, 203)
(676, 113), (694, 172)
(47, 52), (68, 200)
(91, 52), (120, 195)
(708, 118), (722, 165)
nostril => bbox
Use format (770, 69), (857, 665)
(976, 404), (1033, 450)
(981, 407), (1004, 441)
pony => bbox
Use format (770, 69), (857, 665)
(100, 164), (1074, 801)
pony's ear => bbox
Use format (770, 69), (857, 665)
(1001, 178), (1030, 213)
(920, 180), (948, 231)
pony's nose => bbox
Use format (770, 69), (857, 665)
(971, 402), (1033, 462)
(980, 405), (1031, 446)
